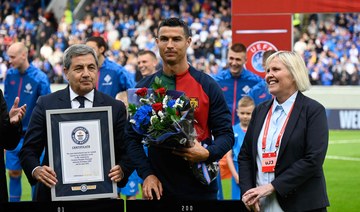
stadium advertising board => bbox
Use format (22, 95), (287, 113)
(327, 109), (360, 130)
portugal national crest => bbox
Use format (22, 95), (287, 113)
(189, 97), (199, 110)
(245, 41), (278, 78)
(71, 126), (90, 145)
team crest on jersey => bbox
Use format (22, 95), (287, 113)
(245, 41), (278, 78)
(71, 127), (90, 145)
(189, 97), (199, 110)
(24, 83), (33, 94)
(102, 74), (113, 85)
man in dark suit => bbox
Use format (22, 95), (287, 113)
(19, 44), (133, 201)
(0, 90), (26, 202)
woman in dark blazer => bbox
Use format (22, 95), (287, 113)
(0, 90), (26, 202)
(239, 51), (329, 211)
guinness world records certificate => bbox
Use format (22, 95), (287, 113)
(46, 107), (117, 201)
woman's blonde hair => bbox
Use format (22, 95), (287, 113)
(265, 51), (311, 92)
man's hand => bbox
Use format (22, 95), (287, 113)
(172, 139), (209, 163)
(142, 175), (163, 200)
(109, 165), (124, 183)
(33, 165), (58, 188)
(9, 97), (26, 125)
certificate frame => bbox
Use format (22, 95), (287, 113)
(46, 106), (117, 201)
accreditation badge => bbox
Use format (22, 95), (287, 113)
(262, 152), (277, 172)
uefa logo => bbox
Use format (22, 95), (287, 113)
(71, 126), (90, 145)
(245, 41), (278, 78)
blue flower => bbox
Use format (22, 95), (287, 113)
(133, 104), (152, 131)
(128, 76), (193, 144)
(167, 99), (176, 108)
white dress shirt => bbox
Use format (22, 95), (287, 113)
(255, 91), (298, 212)
(69, 87), (94, 108)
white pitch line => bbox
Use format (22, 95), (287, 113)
(329, 140), (360, 144)
(326, 155), (360, 161)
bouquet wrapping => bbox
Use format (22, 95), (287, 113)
(127, 77), (218, 185)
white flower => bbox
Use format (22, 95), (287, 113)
(140, 98), (150, 104)
(150, 115), (158, 125)
(158, 111), (165, 119)
(174, 98), (184, 108)
(162, 95), (169, 108)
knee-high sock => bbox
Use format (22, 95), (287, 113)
(9, 175), (22, 202)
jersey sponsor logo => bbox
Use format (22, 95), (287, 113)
(189, 97), (199, 110)
(221, 86), (228, 92)
(245, 41), (278, 77)
(259, 93), (267, 98)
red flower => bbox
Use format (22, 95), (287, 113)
(135, 87), (148, 97)
(152, 102), (163, 112)
(155, 87), (166, 97)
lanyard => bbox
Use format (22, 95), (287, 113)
(262, 103), (295, 151)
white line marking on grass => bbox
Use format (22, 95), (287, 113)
(326, 155), (360, 161)
(329, 140), (360, 144)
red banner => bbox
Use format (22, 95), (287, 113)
(233, 14), (292, 78)
(232, 0), (360, 14)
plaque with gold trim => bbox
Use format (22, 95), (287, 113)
(46, 107), (117, 201)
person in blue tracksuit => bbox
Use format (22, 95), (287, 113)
(86, 36), (136, 199)
(248, 80), (273, 106)
(212, 43), (268, 126)
(212, 43), (269, 199)
(85, 36), (135, 98)
(4, 42), (51, 202)
(247, 50), (276, 106)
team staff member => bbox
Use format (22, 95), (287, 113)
(137, 50), (158, 78)
(126, 17), (234, 200)
(247, 50), (275, 106)
(213, 43), (266, 126)
(5, 42), (51, 202)
(121, 50), (159, 200)
(239, 51), (329, 211)
(19, 44), (133, 201)
(212, 43), (268, 191)
(85, 36), (135, 98)
(0, 90), (26, 203)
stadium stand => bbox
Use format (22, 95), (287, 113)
(0, 1), (359, 85)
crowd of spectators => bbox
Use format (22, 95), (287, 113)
(0, 0), (359, 86)
(294, 13), (360, 85)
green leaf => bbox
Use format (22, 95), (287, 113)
(128, 104), (137, 115)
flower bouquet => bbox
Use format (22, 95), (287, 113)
(128, 76), (196, 149)
(128, 76), (218, 185)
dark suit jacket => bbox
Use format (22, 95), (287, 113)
(0, 89), (22, 203)
(19, 86), (133, 201)
(238, 92), (330, 211)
